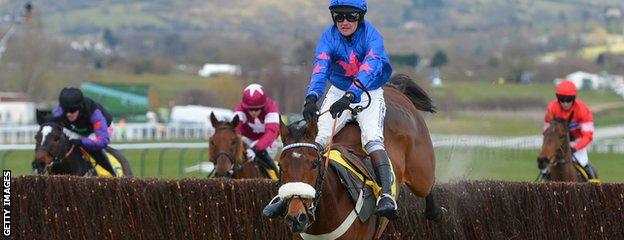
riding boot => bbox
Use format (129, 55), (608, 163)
(370, 150), (398, 219)
(91, 149), (117, 176)
(583, 163), (598, 180)
(255, 149), (280, 177)
(262, 196), (287, 218)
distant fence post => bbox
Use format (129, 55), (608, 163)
(140, 149), (150, 177)
(178, 148), (188, 177)
(157, 148), (168, 176)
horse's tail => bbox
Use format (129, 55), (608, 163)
(387, 74), (436, 113)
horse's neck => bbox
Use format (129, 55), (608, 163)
(53, 150), (91, 175)
(306, 169), (353, 234)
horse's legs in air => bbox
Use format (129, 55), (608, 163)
(425, 191), (446, 222)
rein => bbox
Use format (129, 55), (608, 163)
(211, 125), (244, 177)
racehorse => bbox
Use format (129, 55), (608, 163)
(208, 112), (273, 179)
(32, 111), (133, 177)
(537, 117), (580, 182)
(277, 74), (445, 239)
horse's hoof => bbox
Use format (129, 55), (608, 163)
(427, 206), (448, 223)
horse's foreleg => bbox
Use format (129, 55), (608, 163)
(425, 191), (446, 222)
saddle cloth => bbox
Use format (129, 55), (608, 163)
(78, 148), (125, 177)
(325, 146), (397, 222)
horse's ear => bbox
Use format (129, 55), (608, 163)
(231, 114), (240, 127)
(36, 109), (53, 125)
(306, 115), (318, 138)
(279, 117), (289, 142)
(209, 112), (219, 127)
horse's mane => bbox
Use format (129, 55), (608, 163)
(287, 121), (310, 141)
(386, 74), (436, 113)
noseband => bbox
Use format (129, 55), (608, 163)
(211, 125), (242, 177)
(279, 142), (326, 226)
(35, 124), (75, 174)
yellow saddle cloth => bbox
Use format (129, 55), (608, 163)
(325, 150), (397, 198)
(80, 148), (125, 177)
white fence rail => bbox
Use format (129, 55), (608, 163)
(0, 123), (212, 144)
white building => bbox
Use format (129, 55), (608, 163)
(0, 92), (35, 125)
(555, 71), (606, 90)
(197, 64), (242, 77)
(170, 105), (233, 129)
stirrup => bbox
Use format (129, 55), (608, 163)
(376, 193), (398, 210)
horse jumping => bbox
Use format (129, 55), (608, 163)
(269, 75), (446, 239)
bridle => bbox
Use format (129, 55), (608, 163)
(34, 123), (76, 174)
(279, 142), (326, 227)
(210, 125), (243, 177)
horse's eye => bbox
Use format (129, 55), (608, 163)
(231, 139), (237, 145)
(311, 161), (318, 169)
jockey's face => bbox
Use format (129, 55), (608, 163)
(66, 109), (79, 122)
(247, 108), (262, 118)
(333, 11), (359, 36)
(559, 101), (573, 111)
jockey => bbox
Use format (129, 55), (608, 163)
(53, 87), (117, 176)
(233, 83), (281, 176)
(544, 80), (598, 180)
(264, 0), (398, 219)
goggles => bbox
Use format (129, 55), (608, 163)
(332, 11), (360, 22)
(556, 95), (575, 103)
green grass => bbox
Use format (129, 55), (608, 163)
(2, 148), (210, 179)
(435, 147), (623, 183)
(4, 147), (622, 183)
(430, 81), (622, 105)
(427, 112), (543, 136)
(44, 3), (166, 32)
(88, 70), (245, 107)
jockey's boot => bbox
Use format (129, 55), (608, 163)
(262, 196), (287, 218)
(90, 149), (117, 176)
(370, 150), (398, 220)
(256, 150), (280, 177)
(583, 163), (599, 180)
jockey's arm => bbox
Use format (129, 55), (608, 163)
(573, 110), (594, 151)
(253, 111), (280, 151)
(81, 109), (110, 151)
(306, 31), (333, 100)
(348, 29), (391, 103)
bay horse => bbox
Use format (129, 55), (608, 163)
(208, 112), (273, 179)
(32, 111), (133, 177)
(276, 74), (445, 239)
(537, 117), (581, 182)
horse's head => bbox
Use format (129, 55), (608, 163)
(278, 116), (323, 233)
(33, 114), (70, 174)
(208, 112), (244, 178)
(537, 117), (571, 171)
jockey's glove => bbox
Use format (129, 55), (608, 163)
(69, 139), (82, 147)
(245, 148), (256, 161)
(330, 93), (355, 119)
(303, 95), (319, 122)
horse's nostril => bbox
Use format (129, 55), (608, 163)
(297, 213), (308, 224)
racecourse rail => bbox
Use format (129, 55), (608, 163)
(10, 176), (624, 239)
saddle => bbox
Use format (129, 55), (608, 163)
(572, 161), (600, 184)
(77, 147), (125, 177)
(325, 145), (397, 222)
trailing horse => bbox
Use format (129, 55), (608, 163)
(537, 117), (596, 182)
(208, 112), (278, 179)
(32, 110), (132, 177)
(272, 74), (446, 239)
